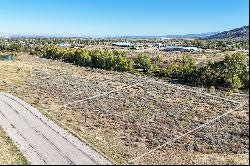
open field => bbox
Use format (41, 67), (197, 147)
(0, 128), (28, 165)
(0, 54), (249, 165)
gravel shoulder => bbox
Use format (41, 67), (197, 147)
(0, 54), (249, 165)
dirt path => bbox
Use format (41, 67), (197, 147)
(0, 92), (112, 165)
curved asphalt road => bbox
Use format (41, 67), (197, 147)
(0, 92), (112, 165)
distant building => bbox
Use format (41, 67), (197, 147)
(112, 42), (133, 47)
(163, 46), (200, 52)
(58, 43), (71, 48)
(162, 46), (181, 51)
(179, 47), (199, 52)
(75, 44), (85, 48)
(154, 43), (163, 48)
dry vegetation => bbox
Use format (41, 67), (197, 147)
(0, 129), (28, 165)
(0, 54), (249, 165)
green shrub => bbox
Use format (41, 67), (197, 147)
(134, 53), (152, 72)
(102, 51), (115, 70)
(151, 65), (161, 76)
(167, 56), (199, 83)
(205, 53), (249, 89)
(209, 86), (216, 93)
(114, 55), (133, 72)
(90, 49), (106, 69)
(196, 53), (249, 89)
(223, 53), (248, 89)
(156, 54), (163, 66)
(74, 49), (91, 66)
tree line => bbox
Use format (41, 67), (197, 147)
(35, 46), (249, 90)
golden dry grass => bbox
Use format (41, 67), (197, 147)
(0, 129), (28, 165)
(0, 59), (31, 86)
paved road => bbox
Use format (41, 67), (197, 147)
(0, 92), (112, 165)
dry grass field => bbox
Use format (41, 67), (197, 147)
(0, 53), (248, 165)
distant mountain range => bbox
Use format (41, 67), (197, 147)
(2, 26), (248, 40)
(204, 26), (249, 40)
(165, 32), (218, 39)
(112, 26), (249, 40)
(117, 32), (218, 39)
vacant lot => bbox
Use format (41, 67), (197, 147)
(0, 54), (248, 165)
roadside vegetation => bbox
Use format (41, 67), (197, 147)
(0, 129), (28, 165)
(29, 46), (249, 91)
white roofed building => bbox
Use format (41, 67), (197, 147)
(112, 42), (133, 47)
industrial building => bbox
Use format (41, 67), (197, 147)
(180, 47), (199, 52)
(58, 43), (71, 48)
(112, 42), (133, 47)
(162, 46), (181, 51)
(163, 46), (200, 52)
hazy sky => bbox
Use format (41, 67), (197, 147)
(0, 0), (249, 36)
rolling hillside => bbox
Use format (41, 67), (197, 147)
(205, 26), (249, 40)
